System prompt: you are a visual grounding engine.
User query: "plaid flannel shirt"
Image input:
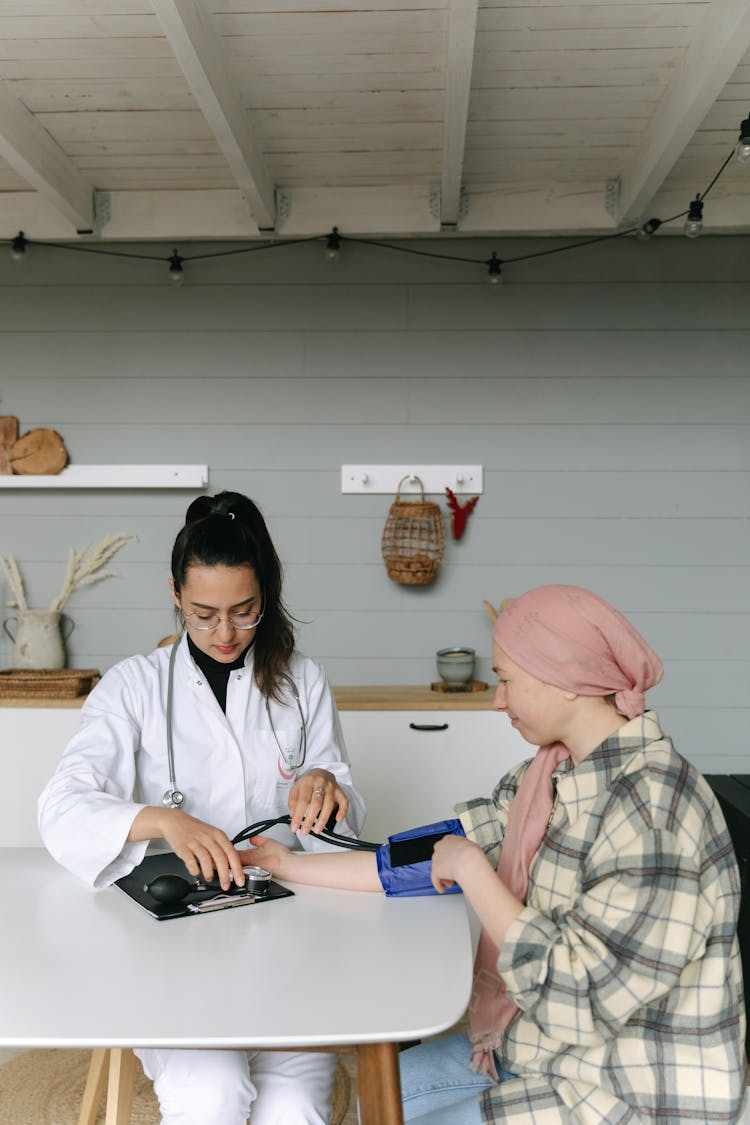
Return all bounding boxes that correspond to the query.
[456,711,746,1123]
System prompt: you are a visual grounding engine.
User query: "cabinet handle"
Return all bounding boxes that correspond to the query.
[409,722,449,732]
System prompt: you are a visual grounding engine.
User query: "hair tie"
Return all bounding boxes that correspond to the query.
[227,511,235,520]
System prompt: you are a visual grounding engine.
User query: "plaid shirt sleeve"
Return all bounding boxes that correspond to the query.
[454,759,530,868]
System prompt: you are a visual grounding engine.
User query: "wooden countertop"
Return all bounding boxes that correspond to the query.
[1,685,495,711]
[0,696,86,709]
[333,685,494,711]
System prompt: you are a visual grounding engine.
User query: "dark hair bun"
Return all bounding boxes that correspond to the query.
[184,491,263,527]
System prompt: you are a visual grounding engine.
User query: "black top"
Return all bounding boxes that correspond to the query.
[187,634,248,713]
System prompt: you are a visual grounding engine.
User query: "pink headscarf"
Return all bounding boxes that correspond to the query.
[467,585,663,1080]
[493,584,663,718]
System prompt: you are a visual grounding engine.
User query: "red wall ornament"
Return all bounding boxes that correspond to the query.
[445,488,479,541]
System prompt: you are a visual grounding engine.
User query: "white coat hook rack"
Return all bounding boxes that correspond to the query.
[341,465,483,495]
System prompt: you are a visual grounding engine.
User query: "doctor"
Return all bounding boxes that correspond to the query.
[38,490,366,1125]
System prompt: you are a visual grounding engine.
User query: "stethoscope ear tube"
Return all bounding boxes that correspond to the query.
[231,812,381,852]
[164,637,182,807]
[163,639,310,811]
[163,639,376,849]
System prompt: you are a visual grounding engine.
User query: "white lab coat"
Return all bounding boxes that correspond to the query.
[38,635,366,888]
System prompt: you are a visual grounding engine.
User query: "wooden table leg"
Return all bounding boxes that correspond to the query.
[356,1042,403,1125]
[105,1047,137,1125]
[77,1048,109,1125]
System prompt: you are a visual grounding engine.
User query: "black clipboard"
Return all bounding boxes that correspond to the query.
[115,851,294,920]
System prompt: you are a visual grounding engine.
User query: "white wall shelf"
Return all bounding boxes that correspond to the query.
[341,464,483,495]
[0,465,208,489]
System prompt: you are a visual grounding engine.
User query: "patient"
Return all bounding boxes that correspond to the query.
[251,584,747,1124]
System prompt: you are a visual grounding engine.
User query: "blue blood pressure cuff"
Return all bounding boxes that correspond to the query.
[375,818,466,897]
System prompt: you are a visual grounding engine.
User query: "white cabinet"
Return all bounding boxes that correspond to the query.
[0,707,82,845]
[340,710,528,843]
[1,697,531,849]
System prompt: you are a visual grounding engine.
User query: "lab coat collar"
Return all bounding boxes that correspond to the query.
[174,631,256,684]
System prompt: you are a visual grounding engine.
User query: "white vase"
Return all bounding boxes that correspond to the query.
[3,610,74,669]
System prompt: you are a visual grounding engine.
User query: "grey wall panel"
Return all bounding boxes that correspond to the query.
[466,517,749,565]
[0,236,747,768]
[0,421,743,472]
[0,332,307,379]
[6,326,746,383]
[302,330,750,381]
[0,376,411,424]
[405,377,748,424]
[406,283,750,331]
[0,283,409,332]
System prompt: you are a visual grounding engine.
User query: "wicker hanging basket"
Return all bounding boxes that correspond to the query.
[381,475,446,586]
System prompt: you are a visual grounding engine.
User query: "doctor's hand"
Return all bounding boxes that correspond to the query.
[130,807,247,892]
[288,768,349,835]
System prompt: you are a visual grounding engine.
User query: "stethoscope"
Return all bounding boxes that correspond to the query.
[146,811,381,906]
[162,635,308,810]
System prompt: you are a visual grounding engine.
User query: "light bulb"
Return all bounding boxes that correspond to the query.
[736,114,750,166]
[637,218,661,242]
[684,197,703,239]
[10,231,26,262]
[325,226,341,260]
[486,252,502,285]
[168,249,184,285]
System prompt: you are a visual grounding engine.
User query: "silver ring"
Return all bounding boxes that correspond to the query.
[313,786,326,798]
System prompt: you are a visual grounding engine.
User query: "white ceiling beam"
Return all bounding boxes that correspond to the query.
[617,0,750,223]
[461,182,617,235]
[441,0,479,227]
[151,0,276,230]
[0,183,746,241]
[0,187,439,240]
[0,79,93,232]
[276,186,440,237]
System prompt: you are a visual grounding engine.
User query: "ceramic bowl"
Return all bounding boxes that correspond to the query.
[436,647,476,684]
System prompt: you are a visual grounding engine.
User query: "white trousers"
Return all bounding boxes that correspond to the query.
[134,1046,337,1125]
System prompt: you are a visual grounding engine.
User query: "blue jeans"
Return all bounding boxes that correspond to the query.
[399,1031,514,1125]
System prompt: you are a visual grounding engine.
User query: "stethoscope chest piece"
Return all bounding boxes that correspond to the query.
[162,788,185,809]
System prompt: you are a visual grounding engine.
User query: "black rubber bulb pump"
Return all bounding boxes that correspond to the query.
[144,873,217,904]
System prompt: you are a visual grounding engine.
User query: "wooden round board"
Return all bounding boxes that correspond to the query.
[10,428,69,474]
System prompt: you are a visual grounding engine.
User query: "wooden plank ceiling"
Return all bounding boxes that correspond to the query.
[0,0,747,241]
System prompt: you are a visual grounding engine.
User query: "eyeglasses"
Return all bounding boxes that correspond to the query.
[182,609,264,632]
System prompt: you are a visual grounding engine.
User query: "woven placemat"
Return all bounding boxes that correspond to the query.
[0,668,100,699]
[0,1049,352,1125]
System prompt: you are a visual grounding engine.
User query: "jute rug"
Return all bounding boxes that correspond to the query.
[0,1049,355,1125]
